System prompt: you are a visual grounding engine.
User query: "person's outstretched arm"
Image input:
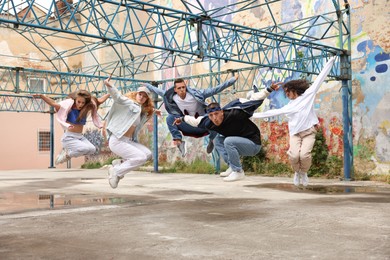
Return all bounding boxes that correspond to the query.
[142,82,165,97]
[104,77,135,106]
[249,82,282,101]
[305,56,336,96]
[252,107,287,119]
[97,93,110,105]
[202,74,238,98]
[173,115,205,128]
[32,94,61,112]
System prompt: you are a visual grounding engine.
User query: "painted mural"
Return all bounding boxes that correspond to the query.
[350,0,390,174]
[150,0,389,175]
[1,1,388,174]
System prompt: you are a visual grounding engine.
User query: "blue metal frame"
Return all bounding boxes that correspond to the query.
[0,0,352,179]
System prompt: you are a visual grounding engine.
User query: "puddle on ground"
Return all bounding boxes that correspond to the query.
[246,183,390,194]
[0,192,146,215]
[149,189,212,196]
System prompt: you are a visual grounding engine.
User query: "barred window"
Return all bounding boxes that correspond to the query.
[28,78,46,92]
[29,77,47,110]
[38,130,51,152]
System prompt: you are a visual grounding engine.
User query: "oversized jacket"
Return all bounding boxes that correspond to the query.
[56,98,103,130]
[252,57,335,136]
[184,87,274,130]
[144,76,237,116]
[105,85,150,141]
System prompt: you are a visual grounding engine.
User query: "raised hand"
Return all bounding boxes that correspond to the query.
[173,117,182,126]
[104,76,113,88]
[270,81,284,91]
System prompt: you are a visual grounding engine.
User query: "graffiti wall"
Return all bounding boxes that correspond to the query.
[149,0,389,175]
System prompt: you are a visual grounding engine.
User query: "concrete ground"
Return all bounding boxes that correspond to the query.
[0,168,389,260]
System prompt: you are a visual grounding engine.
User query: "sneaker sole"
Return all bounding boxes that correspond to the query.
[223,176,245,182]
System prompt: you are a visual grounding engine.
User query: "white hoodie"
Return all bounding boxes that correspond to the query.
[252,57,336,136]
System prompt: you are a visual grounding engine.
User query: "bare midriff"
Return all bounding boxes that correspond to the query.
[123,125,136,138]
[67,123,84,133]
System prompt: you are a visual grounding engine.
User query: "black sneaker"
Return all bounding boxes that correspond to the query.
[206,140,214,154]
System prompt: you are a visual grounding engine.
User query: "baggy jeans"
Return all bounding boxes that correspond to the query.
[214,135,261,172]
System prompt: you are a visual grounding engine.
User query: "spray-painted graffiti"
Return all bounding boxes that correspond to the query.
[140,0,390,175]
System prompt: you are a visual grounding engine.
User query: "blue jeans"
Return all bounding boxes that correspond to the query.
[214,135,261,172]
[166,114,210,140]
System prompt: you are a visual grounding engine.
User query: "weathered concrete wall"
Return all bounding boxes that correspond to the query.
[0,1,388,174]
[151,0,390,175]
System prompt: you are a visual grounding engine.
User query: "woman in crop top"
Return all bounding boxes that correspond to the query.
[33,90,110,165]
[104,76,159,189]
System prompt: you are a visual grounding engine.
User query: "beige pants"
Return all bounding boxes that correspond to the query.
[287,126,317,173]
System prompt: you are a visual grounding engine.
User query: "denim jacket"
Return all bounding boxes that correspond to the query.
[144,76,237,116]
[106,86,149,141]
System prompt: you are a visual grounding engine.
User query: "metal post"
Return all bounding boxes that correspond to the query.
[341,79,351,180]
[15,67,20,93]
[214,60,221,174]
[335,1,353,181]
[340,51,353,181]
[49,106,55,168]
[152,82,160,173]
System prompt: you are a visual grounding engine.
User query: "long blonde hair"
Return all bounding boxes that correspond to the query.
[125,92,154,118]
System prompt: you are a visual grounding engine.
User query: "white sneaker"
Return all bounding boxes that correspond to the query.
[223,171,245,182]
[246,90,254,100]
[300,172,309,186]
[108,166,120,189]
[177,141,187,157]
[55,149,70,165]
[293,172,300,186]
[220,167,233,177]
[112,159,122,167]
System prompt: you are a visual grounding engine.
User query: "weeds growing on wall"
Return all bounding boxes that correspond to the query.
[242,147,291,176]
[326,155,343,178]
[81,161,102,169]
[241,127,344,178]
[158,157,216,174]
[81,157,119,169]
[309,128,330,177]
[308,128,344,178]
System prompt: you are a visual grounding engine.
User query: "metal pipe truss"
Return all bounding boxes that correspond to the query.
[0,0,352,179]
[0,0,348,78]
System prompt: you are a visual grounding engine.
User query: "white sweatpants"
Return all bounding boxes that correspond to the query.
[109,135,152,177]
[61,132,96,158]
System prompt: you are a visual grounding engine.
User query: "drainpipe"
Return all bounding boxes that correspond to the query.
[49,106,55,168]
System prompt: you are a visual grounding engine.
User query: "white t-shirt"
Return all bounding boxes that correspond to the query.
[132,114,141,126]
[173,94,205,116]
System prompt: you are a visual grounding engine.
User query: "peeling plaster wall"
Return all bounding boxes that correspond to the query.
[0,1,389,173]
[349,0,390,174]
[153,0,390,175]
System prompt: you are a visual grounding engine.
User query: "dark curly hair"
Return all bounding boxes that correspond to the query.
[283,79,310,97]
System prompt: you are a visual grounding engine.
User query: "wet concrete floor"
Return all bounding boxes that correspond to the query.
[0,169,389,259]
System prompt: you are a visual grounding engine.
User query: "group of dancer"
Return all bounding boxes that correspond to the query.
[33,56,335,188]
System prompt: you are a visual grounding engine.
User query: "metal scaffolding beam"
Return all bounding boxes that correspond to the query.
[0,0,352,179]
[0,0,346,78]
